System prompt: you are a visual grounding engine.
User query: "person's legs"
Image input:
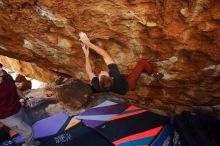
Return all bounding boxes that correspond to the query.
[127,59,153,90]
[21,108,33,126]
[0,108,35,145]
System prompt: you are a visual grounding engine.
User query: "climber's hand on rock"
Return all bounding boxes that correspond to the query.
[79,32,90,45]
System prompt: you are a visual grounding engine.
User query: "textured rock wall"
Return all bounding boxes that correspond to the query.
[0,0,219,112]
[0,55,59,82]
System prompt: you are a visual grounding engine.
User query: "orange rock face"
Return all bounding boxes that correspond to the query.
[0,0,219,111]
[0,55,59,82]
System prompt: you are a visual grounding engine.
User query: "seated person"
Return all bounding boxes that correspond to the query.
[15,74,32,91]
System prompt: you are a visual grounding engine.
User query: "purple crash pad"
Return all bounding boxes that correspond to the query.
[13,112,69,143]
[75,100,128,128]
[80,103,128,116]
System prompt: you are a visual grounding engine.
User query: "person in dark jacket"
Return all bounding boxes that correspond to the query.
[79,32,159,95]
[0,63,40,146]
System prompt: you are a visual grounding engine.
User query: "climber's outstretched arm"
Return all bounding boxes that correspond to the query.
[81,44,95,81]
[79,32,114,65]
